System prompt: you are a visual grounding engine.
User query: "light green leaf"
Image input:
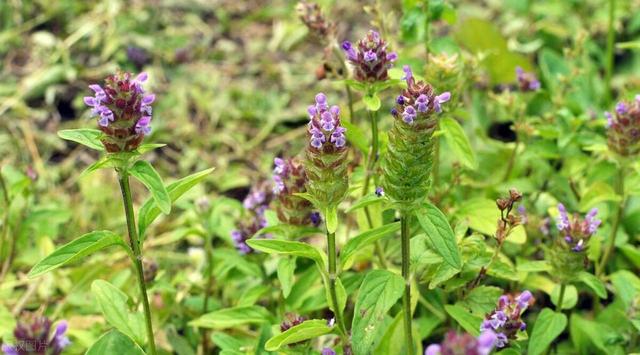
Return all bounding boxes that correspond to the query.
[458,286,503,316]
[265,320,332,351]
[528,308,567,355]
[550,284,578,310]
[138,168,214,239]
[137,143,166,154]
[86,330,146,355]
[91,280,146,346]
[610,270,640,308]
[341,222,401,269]
[79,155,117,178]
[324,206,338,234]
[277,257,296,299]
[29,231,128,278]
[444,304,482,336]
[440,117,477,169]
[346,193,384,213]
[57,128,104,151]
[456,198,498,236]
[352,270,404,355]
[577,272,607,299]
[416,203,462,270]
[342,118,369,155]
[189,306,272,329]
[363,93,381,111]
[246,239,325,269]
[129,161,171,215]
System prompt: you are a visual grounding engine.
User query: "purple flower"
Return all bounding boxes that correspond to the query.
[585,208,601,234]
[477,330,497,355]
[310,211,321,226]
[481,291,532,348]
[556,203,600,253]
[489,311,507,329]
[616,102,627,115]
[424,344,441,355]
[98,107,114,127]
[231,230,252,254]
[402,105,417,124]
[375,186,384,197]
[396,95,405,105]
[416,94,429,113]
[274,157,286,175]
[1,345,18,355]
[135,116,152,135]
[572,239,584,252]
[494,333,508,348]
[321,348,336,355]
[556,203,570,231]
[273,175,285,194]
[515,67,541,92]
[433,92,451,113]
[390,107,398,116]
[307,93,347,149]
[341,41,357,61]
[605,111,614,127]
[516,290,533,308]
[364,50,377,62]
[402,65,413,82]
[425,330,496,355]
[386,52,398,62]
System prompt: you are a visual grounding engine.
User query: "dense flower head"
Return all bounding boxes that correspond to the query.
[382,66,450,209]
[272,157,321,226]
[424,330,497,355]
[1,315,70,355]
[295,1,335,41]
[480,291,533,348]
[391,66,451,125]
[556,204,600,253]
[280,313,306,332]
[307,93,347,151]
[515,67,540,92]
[605,95,640,156]
[230,181,273,254]
[342,30,397,82]
[83,71,155,152]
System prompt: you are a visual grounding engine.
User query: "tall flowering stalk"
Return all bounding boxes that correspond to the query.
[342,29,397,268]
[302,93,349,344]
[596,95,638,275]
[480,291,533,349]
[1,316,69,355]
[381,66,450,354]
[551,204,601,307]
[424,329,497,355]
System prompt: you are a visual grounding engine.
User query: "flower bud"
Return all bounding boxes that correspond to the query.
[83,71,155,152]
[296,1,335,42]
[605,95,640,156]
[342,30,396,82]
[515,66,541,92]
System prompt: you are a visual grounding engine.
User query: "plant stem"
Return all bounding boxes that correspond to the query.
[0,172,12,283]
[362,109,379,197]
[503,137,520,182]
[401,215,414,355]
[432,131,440,188]
[596,163,625,276]
[331,43,355,121]
[604,0,616,104]
[201,234,214,353]
[326,230,348,344]
[556,283,566,311]
[118,172,158,355]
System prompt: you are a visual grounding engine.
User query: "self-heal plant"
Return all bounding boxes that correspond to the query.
[381,65,450,354]
[424,329,497,355]
[272,157,321,227]
[302,93,350,346]
[480,291,533,349]
[1,315,69,355]
[28,72,213,354]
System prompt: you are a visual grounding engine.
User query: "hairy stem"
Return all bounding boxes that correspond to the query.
[401,215,414,355]
[597,164,625,276]
[118,172,158,355]
[556,283,566,311]
[327,230,348,344]
[604,0,616,104]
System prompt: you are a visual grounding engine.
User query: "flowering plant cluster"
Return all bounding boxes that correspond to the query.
[1,316,69,355]
[272,157,321,226]
[425,330,497,355]
[342,30,397,82]
[231,182,273,254]
[480,291,533,349]
[605,95,640,156]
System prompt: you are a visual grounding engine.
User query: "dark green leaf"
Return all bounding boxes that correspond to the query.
[277,257,296,299]
[264,319,332,351]
[416,203,462,270]
[341,222,401,269]
[129,160,171,215]
[440,117,477,169]
[444,304,482,336]
[57,128,104,151]
[577,272,607,299]
[528,308,567,355]
[86,330,146,355]
[91,280,146,346]
[245,239,325,269]
[189,306,272,329]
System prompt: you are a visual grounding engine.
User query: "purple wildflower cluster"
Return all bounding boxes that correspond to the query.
[230,182,273,254]
[391,66,451,125]
[83,71,155,152]
[307,93,347,150]
[321,348,336,355]
[295,1,335,41]
[1,316,69,355]
[515,67,541,92]
[342,30,397,82]
[272,157,321,226]
[604,95,640,156]
[424,330,497,355]
[480,291,533,349]
[556,203,600,253]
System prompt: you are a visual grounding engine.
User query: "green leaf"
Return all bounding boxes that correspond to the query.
[324,206,338,234]
[346,193,384,213]
[341,222,401,269]
[363,93,381,111]
[416,203,462,270]
[440,117,477,169]
[351,270,404,355]
[91,280,146,346]
[342,118,369,155]
[189,306,272,329]
[456,198,498,235]
[79,155,117,178]
[528,308,567,355]
[129,161,171,215]
[137,143,166,154]
[57,128,104,151]
[246,239,325,269]
[550,284,578,310]
[264,320,332,351]
[610,270,640,308]
[444,304,483,336]
[29,231,128,278]
[277,257,296,299]
[138,168,214,239]
[321,273,347,315]
[458,286,503,316]
[86,330,146,355]
[577,272,607,299]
